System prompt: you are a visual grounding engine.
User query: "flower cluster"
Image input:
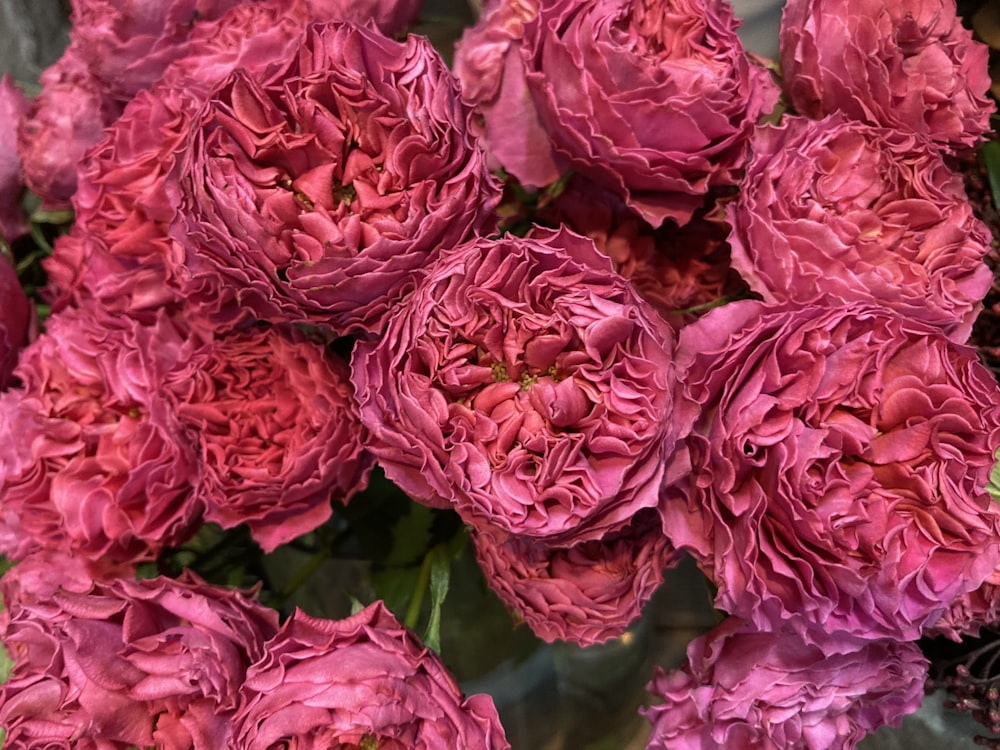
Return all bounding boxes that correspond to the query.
[0,564,507,748]
[0,0,998,746]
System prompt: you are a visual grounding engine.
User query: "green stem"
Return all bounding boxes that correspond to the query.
[279,547,332,600]
[668,295,738,317]
[404,550,434,631]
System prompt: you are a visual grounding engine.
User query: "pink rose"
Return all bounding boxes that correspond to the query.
[728,114,993,342]
[455,0,779,226]
[643,618,928,750]
[231,603,510,749]
[0,304,203,564]
[780,0,994,150]
[166,325,373,552]
[171,21,500,334]
[352,228,681,544]
[0,572,279,749]
[662,300,1000,641]
[68,0,246,102]
[0,75,29,243]
[538,174,741,329]
[51,1,342,316]
[0,254,30,389]
[307,0,422,36]
[16,47,116,208]
[471,508,677,646]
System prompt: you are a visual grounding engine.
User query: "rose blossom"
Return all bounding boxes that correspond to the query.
[16,46,116,208]
[165,325,373,552]
[454,0,779,226]
[171,20,501,334]
[471,508,678,646]
[0,254,30,389]
[230,602,510,749]
[537,174,741,329]
[643,618,928,750]
[0,303,202,564]
[728,114,993,342]
[0,572,279,749]
[661,300,1000,642]
[352,228,680,544]
[780,0,994,150]
[47,1,350,316]
[0,75,29,243]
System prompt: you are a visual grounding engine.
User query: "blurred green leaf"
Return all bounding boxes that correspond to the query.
[384,503,435,568]
[981,139,1000,212]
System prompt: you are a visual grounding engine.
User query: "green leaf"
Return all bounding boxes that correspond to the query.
[384,504,435,568]
[988,448,1000,504]
[422,545,452,653]
[372,564,421,620]
[981,140,1000,213]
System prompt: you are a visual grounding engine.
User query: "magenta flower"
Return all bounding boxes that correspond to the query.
[0,254,30,389]
[166,325,373,552]
[662,300,1000,641]
[0,571,279,750]
[231,603,510,749]
[171,21,501,334]
[644,618,928,750]
[728,114,993,341]
[455,0,779,226]
[780,0,994,150]
[0,304,202,564]
[352,228,681,544]
[471,509,677,646]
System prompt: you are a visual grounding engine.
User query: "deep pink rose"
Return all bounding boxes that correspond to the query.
[51,1,342,316]
[0,254,30,389]
[0,75,29,243]
[171,21,501,334]
[68,0,246,102]
[352,228,680,544]
[0,572,279,749]
[662,300,1000,641]
[537,174,741,329]
[925,566,1000,641]
[728,114,993,342]
[455,0,779,226]
[165,325,373,552]
[0,550,134,610]
[471,508,678,646]
[643,618,928,750]
[780,0,994,150]
[16,47,116,208]
[0,304,203,564]
[231,603,509,749]
[307,0,422,35]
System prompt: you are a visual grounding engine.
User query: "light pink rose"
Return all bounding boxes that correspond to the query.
[644,618,928,750]
[231,603,510,749]
[455,0,780,226]
[16,47,116,208]
[352,228,681,544]
[0,254,30,389]
[728,114,993,342]
[171,21,501,334]
[165,325,373,552]
[471,508,678,646]
[0,75,29,243]
[780,0,994,150]
[0,304,203,564]
[0,572,279,750]
[662,300,1000,641]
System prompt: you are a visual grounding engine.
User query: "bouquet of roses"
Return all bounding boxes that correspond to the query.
[1,0,999,747]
